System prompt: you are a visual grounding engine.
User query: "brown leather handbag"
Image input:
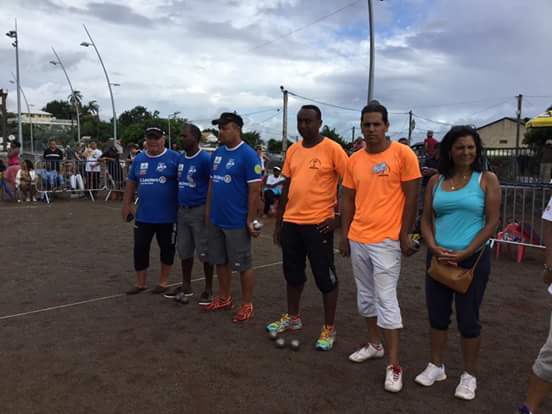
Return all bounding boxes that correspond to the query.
[428,249,485,294]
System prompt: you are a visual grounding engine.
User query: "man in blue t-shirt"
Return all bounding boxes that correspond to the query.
[205,112,262,322]
[122,127,180,295]
[163,123,215,306]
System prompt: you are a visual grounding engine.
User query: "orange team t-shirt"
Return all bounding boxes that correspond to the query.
[342,141,421,244]
[282,137,349,224]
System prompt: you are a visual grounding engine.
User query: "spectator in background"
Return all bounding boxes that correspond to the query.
[424,130,438,157]
[84,141,103,196]
[352,137,366,153]
[64,160,85,194]
[114,138,124,156]
[256,145,270,175]
[540,140,552,183]
[398,137,410,145]
[5,141,21,191]
[102,139,124,199]
[127,144,141,166]
[15,159,37,202]
[41,139,64,190]
[262,166,285,217]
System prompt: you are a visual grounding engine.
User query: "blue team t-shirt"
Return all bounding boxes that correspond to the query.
[128,149,180,223]
[210,141,262,229]
[177,149,211,207]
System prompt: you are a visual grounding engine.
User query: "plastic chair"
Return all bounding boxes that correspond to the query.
[495,222,540,263]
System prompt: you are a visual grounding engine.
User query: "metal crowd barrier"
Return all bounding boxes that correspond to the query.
[34,159,108,203]
[104,158,128,201]
[493,183,552,251]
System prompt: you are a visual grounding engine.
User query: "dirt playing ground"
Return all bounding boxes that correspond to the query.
[1,199,551,414]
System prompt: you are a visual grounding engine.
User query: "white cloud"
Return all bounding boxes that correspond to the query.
[1,0,551,143]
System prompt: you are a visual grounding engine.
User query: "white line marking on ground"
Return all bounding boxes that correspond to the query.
[0,260,283,321]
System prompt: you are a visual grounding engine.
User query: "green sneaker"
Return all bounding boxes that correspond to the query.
[266,313,303,334]
[315,325,336,351]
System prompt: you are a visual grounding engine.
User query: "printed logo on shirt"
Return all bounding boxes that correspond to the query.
[213,156,222,171]
[254,164,262,174]
[223,174,232,184]
[309,158,321,169]
[156,162,167,172]
[139,162,149,176]
[186,166,197,188]
[225,159,235,170]
[159,176,167,184]
[372,162,389,176]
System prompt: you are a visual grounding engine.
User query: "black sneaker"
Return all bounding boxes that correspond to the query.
[126,286,147,295]
[150,285,168,294]
[198,291,213,306]
[163,287,182,299]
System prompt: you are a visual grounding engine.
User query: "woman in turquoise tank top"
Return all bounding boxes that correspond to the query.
[416,126,501,401]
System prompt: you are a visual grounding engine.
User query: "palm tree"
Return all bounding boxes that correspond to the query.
[67,90,83,112]
[83,100,99,118]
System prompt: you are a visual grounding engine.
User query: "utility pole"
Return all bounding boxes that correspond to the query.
[367,0,375,103]
[408,110,413,144]
[0,89,7,141]
[351,126,356,143]
[515,94,523,150]
[280,86,288,153]
[515,94,523,179]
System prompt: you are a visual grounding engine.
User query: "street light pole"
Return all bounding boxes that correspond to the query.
[50,47,81,143]
[6,19,22,146]
[167,111,181,149]
[9,76,33,153]
[81,24,117,141]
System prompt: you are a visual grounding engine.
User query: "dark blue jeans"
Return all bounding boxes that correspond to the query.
[425,246,491,338]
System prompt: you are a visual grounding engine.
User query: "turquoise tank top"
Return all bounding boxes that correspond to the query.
[433,172,485,251]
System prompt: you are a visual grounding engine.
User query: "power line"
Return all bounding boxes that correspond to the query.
[288,89,409,115]
[248,0,362,52]
[466,98,513,118]
[412,113,453,127]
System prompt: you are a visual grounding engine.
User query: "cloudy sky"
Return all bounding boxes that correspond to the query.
[1,0,551,143]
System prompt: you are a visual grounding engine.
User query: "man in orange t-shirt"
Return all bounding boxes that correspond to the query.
[340,101,421,393]
[266,105,348,352]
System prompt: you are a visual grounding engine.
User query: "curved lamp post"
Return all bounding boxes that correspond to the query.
[80,24,117,140]
[9,77,33,153]
[50,47,81,142]
[5,20,22,146]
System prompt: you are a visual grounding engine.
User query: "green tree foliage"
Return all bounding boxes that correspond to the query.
[242,130,261,148]
[524,127,552,147]
[42,100,73,119]
[321,125,348,149]
[267,138,282,153]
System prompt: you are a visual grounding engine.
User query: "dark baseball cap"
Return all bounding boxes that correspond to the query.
[145,126,164,138]
[211,112,243,128]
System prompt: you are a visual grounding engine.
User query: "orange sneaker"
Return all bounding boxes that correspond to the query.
[233,303,254,322]
[204,295,232,311]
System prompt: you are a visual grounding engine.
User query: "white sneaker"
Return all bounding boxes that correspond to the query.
[415,362,447,386]
[348,343,384,363]
[384,365,403,393]
[25,197,31,202]
[454,372,477,400]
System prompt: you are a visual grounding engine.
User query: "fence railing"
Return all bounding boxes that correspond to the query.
[493,183,552,251]
[34,159,111,203]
